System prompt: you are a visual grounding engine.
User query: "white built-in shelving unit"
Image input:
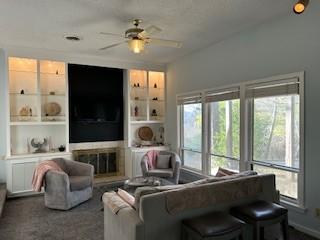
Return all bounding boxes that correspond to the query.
[5,57,71,196]
[126,69,169,178]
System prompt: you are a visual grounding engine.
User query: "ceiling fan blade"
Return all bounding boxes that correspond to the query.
[99,42,126,50]
[148,38,182,48]
[100,32,124,38]
[138,25,162,39]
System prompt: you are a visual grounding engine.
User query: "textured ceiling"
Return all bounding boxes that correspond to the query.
[0,0,294,64]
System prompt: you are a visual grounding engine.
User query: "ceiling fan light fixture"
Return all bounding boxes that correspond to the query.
[128,39,145,54]
[293,0,309,14]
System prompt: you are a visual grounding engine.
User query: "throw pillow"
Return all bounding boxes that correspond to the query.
[117,188,135,207]
[156,154,172,169]
[215,167,238,177]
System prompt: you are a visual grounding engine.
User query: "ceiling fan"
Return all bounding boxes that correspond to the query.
[99,19,182,53]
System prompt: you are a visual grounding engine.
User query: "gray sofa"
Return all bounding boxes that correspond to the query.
[141,150,181,184]
[103,173,279,240]
[44,158,94,210]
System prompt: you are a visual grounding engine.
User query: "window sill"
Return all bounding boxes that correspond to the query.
[181,167,207,178]
[280,199,307,214]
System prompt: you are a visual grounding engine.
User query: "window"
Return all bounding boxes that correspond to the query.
[178,94,202,170]
[247,78,302,202]
[206,89,240,175]
[177,72,304,206]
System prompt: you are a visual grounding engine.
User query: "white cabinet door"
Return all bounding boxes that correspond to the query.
[12,163,25,192]
[24,162,37,191]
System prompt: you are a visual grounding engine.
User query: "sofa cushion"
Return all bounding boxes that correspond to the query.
[117,188,135,207]
[146,169,173,178]
[103,191,131,215]
[207,170,257,183]
[156,154,172,169]
[134,185,184,210]
[183,179,209,188]
[215,167,237,177]
[69,176,91,191]
[165,175,263,215]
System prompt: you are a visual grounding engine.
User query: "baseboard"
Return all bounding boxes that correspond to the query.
[289,221,320,239]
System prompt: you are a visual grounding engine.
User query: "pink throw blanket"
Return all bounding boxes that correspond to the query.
[32,160,63,192]
[146,150,159,170]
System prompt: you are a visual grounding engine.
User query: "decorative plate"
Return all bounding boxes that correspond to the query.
[138,126,153,141]
[44,102,61,116]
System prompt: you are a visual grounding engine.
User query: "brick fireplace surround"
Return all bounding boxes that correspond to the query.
[69,141,126,181]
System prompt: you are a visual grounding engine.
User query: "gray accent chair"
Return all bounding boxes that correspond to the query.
[141,151,181,184]
[44,158,94,210]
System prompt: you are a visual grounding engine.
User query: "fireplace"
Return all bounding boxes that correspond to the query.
[73,148,122,177]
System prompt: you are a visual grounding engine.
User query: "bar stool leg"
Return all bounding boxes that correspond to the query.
[260,227,264,240]
[281,214,289,240]
[182,226,187,240]
[253,223,261,240]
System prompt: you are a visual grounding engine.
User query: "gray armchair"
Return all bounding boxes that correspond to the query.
[141,151,181,184]
[44,158,94,210]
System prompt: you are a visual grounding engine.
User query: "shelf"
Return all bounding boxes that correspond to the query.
[41,116,66,122]
[9,69,37,74]
[149,87,164,90]
[131,99,147,102]
[10,93,38,96]
[10,116,38,123]
[131,120,164,124]
[41,93,65,96]
[40,72,65,76]
[6,151,71,160]
[130,86,147,89]
[10,121,66,126]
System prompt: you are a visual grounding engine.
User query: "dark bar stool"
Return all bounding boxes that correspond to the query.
[231,200,288,240]
[182,212,245,240]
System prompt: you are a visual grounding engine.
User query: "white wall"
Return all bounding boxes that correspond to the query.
[166,4,320,237]
[0,49,6,182]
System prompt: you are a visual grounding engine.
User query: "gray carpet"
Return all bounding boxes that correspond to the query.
[0,185,118,240]
[0,185,318,240]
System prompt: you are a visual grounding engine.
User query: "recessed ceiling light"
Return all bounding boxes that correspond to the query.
[293,0,309,14]
[64,35,82,41]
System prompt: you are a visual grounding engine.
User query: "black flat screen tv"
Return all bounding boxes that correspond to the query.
[68,64,124,143]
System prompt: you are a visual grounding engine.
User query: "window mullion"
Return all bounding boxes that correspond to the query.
[202,92,208,175]
[298,72,305,207]
[240,84,251,171]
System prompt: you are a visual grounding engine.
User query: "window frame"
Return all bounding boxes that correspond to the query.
[176,72,304,208]
[244,72,305,207]
[206,88,241,174]
[177,93,203,172]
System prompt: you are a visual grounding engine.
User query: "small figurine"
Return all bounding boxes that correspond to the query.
[137,83,140,87]
[133,83,136,87]
[134,106,139,116]
[56,70,59,75]
[154,83,157,88]
[31,138,48,153]
[135,96,139,100]
[151,109,157,116]
[58,145,66,152]
[20,89,25,94]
